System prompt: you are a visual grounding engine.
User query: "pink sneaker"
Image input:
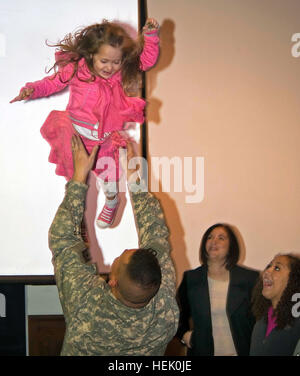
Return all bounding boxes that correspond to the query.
[96,202,118,229]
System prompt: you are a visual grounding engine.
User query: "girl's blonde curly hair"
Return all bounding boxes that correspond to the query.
[47,20,144,95]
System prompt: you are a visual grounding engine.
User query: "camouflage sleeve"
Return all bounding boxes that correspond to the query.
[49,180,102,320]
[130,187,176,293]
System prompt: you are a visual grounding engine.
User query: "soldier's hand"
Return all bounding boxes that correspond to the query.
[119,142,139,179]
[71,135,99,183]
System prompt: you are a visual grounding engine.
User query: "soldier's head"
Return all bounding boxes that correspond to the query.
[108,248,162,308]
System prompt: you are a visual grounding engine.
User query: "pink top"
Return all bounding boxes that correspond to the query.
[24,34,159,138]
[265,306,277,337]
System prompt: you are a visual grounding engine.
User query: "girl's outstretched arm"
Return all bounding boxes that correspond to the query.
[10,59,74,103]
[140,18,160,71]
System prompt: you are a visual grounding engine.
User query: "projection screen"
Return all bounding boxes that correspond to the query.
[0,0,140,276]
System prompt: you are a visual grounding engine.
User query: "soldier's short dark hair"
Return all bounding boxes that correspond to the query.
[127,248,162,291]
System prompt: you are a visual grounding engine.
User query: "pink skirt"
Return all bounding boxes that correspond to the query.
[40,110,128,182]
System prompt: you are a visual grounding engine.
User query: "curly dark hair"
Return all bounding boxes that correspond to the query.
[199,223,240,270]
[46,20,143,95]
[251,254,300,329]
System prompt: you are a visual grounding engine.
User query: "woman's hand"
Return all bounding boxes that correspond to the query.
[10,87,34,103]
[182,330,193,349]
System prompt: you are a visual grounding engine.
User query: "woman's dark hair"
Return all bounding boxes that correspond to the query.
[46,20,143,95]
[199,223,240,270]
[251,254,300,329]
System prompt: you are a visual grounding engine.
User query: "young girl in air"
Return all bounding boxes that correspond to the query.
[11,18,159,229]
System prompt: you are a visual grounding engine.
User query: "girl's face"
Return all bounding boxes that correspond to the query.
[262,255,290,308]
[93,44,122,79]
[205,226,230,264]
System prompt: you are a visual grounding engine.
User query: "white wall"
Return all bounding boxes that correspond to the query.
[147,0,300,282]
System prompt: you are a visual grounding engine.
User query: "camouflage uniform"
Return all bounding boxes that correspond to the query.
[49,180,179,355]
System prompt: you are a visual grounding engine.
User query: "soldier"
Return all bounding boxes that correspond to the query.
[49,135,179,355]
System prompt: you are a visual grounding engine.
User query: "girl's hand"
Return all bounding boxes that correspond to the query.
[143,18,159,34]
[10,87,34,103]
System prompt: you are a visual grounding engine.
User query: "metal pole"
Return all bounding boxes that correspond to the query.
[139,0,148,160]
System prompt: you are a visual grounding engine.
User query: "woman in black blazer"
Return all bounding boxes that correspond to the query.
[176,223,259,356]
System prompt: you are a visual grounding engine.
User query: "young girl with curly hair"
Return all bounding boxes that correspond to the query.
[250,253,300,355]
[11,18,159,228]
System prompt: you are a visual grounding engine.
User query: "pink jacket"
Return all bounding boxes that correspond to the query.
[25,34,159,138]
